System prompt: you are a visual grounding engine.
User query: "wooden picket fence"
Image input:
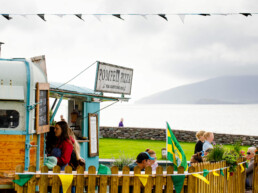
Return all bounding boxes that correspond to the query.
[13,156,258,193]
[254,155,258,193]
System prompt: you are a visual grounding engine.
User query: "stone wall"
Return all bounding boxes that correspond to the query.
[100,126,258,146]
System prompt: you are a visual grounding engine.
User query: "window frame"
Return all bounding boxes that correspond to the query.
[35,82,50,134]
[0,109,20,129]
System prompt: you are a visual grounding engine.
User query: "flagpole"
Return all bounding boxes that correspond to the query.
[166,122,168,170]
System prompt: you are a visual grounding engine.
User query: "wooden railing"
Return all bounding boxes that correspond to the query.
[13,158,254,193]
[253,155,258,193]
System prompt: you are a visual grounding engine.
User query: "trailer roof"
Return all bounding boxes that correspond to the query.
[50,82,129,102]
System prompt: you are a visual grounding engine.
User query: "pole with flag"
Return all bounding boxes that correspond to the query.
[166,122,188,171]
[166,122,188,193]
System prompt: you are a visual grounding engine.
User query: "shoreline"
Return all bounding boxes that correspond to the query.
[100,126,258,146]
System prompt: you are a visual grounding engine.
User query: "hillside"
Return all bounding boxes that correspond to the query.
[136,75,258,104]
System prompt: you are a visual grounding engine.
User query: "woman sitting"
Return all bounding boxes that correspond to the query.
[68,128,85,170]
[145,149,158,171]
[52,121,75,170]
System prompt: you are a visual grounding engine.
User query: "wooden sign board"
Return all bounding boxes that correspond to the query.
[35,83,50,134]
[94,62,133,95]
[88,113,99,157]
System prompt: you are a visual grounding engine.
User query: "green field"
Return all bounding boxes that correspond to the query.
[99,138,249,161]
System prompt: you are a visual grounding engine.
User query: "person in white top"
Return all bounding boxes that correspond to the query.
[202,132,214,152]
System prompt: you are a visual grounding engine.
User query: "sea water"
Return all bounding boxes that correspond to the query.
[100,103,258,136]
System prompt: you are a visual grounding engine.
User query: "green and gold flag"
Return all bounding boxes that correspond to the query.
[167,122,188,171]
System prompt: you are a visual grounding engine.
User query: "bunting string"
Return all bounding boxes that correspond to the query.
[0,12,256,23]
[15,161,247,176]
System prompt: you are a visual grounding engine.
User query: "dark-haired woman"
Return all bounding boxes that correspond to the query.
[51,121,76,193]
[52,121,75,170]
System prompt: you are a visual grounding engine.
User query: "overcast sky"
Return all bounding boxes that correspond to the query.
[1,0,258,102]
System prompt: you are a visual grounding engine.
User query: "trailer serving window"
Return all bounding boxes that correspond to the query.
[0,110,19,128]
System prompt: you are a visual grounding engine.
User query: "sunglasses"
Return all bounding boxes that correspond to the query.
[247,152,251,155]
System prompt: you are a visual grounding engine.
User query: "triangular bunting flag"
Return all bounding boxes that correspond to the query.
[135,174,149,187]
[220,168,224,176]
[93,14,102,21]
[213,170,219,176]
[112,14,124,20]
[178,14,185,24]
[246,162,249,168]
[75,14,84,21]
[58,174,73,193]
[98,164,111,175]
[37,14,46,21]
[192,174,209,185]
[203,169,209,177]
[2,14,12,20]
[171,175,185,193]
[240,13,252,17]
[140,14,148,20]
[13,174,33,186]
[240,163,245,173]
[199,14,211,16]
[55,14,65,18]
[158,14,168,21]
[20,14,28,18]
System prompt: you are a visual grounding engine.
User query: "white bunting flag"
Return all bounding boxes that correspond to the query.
[178,14,186,24]
[93,14,102,21]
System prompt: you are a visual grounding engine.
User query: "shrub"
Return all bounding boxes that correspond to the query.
[223,150,238,172]
[113,152,134,170]
[232,140,242,156]
[206,145,225,162]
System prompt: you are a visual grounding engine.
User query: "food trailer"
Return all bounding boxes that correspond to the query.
[0,56,133,189]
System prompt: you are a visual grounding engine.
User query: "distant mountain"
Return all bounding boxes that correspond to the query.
[136,75,258,104]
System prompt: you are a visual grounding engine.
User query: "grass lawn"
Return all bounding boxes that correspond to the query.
[99,138,249,161]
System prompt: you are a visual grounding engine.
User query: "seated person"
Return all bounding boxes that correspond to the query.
[68,128,85,169]
[246,146,257,188]
[128,152,155,171]
[51,121,75,171]
[190,152,203,165]
[194,130,205,153]
[145,149,158,171]
[202,132,214,152]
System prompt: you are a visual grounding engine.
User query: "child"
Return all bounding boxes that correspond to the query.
[194,130,205,153]
[202,132,214,152]
[145,149,158,171]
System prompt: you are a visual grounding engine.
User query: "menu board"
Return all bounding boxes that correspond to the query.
[36,83,50,134]
[88,114,99,157]
[39,90,48,126]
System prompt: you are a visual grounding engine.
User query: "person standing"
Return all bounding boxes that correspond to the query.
[118,118,124,127]
[202,132,214,152]
[194,130,205,153]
